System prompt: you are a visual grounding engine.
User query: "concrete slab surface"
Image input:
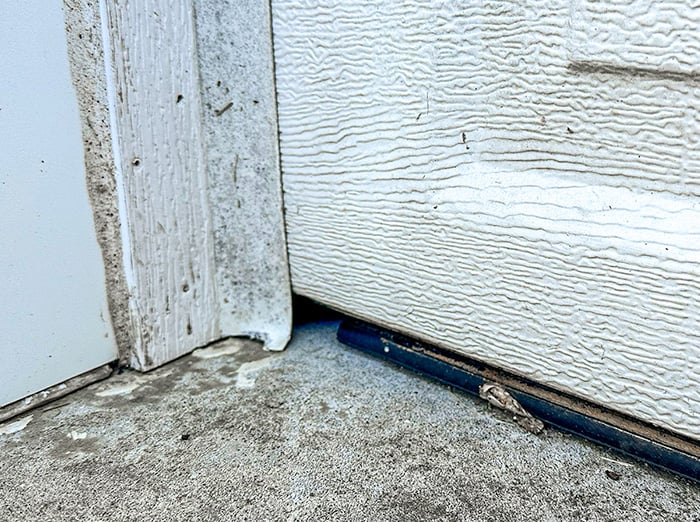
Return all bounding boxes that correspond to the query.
[0,321,698,521]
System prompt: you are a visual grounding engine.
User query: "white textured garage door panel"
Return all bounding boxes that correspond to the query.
[272,0,700,439]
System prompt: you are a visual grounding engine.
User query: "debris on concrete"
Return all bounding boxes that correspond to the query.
[191,338,243,359]
[235,357,275,389]
[479,382,545,434]
[0,323,697,521]
[606,470,622,481]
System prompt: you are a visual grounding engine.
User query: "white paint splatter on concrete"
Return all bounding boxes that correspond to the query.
[95,382,139,397]
[192,340,243,359]
[236,358,274,389]
[0,415,33,435]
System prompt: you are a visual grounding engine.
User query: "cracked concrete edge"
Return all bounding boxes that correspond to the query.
[62,0,133,364]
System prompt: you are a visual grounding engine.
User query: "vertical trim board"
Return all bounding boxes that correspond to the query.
[102,0,219,369]
[193,0,292,350]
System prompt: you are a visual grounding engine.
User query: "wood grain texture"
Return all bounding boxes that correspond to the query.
[103,0,219,369]
[193,0,292,350]
[570,0,700,76]
[272,0,700,438]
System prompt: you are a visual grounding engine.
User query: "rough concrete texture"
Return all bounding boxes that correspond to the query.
[1,322,698,521]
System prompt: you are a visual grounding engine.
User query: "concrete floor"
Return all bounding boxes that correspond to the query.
[1,321,698,521]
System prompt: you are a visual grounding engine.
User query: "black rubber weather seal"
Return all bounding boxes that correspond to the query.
[337,318,699,483]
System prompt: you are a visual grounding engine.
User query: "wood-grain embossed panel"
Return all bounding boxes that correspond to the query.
[272,0,700,438]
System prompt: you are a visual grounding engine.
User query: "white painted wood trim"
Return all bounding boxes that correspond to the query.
[193,0,292,351]
[100,0,220,370]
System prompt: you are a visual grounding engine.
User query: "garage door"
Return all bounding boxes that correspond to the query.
[272,0,700,440]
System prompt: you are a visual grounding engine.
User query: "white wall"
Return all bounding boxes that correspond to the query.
[0,2,116,406]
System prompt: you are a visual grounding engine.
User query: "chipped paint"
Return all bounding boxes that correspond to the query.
[192,340,243,359]
[95,382,139,397]
[235,358,274,389]
[0,415,33,436]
